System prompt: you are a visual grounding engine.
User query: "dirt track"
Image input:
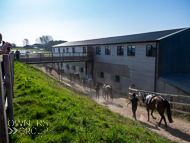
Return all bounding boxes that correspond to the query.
[38,66,190,143]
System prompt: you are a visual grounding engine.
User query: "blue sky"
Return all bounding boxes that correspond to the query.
[1,0,190,46]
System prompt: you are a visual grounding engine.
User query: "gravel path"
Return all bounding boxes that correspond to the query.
[38,66,190,143]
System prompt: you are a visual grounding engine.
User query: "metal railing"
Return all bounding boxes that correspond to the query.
[15,52,93,63]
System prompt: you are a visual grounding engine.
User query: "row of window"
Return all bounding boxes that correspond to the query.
[53,47,87,53]
[96,44,156,56]
[97,71,120,82]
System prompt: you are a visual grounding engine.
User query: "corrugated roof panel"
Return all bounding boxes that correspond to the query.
[53,28,186,47]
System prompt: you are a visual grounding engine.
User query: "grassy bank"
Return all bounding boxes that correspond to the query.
[12,62,175,142]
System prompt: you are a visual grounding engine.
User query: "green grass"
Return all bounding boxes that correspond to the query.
[11,61,175,143]
[12,48,51,53]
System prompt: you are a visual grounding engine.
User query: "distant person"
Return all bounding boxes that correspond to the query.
[95,83,100,99]
[15,50,20,59]
[82,77,86,89]
[0,33,13,55]
[127,92,141,120]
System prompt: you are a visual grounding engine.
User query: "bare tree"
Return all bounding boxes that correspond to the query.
[23,39,29,46]
[35,38,41,44]
[39,35,53,50]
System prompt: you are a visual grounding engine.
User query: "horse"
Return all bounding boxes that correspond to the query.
[140,92,173,130]
[102,84,113,102]
[46,65,52,73]
[69,72,80,83]
[73,72,80,82]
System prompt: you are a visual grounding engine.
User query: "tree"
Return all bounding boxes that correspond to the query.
[23,39,29,46]
[11,43,16,48]
[38,35,53,50]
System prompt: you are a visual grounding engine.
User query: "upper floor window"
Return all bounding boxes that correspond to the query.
[66,48,69,53]
[105,46,110,55]
[146,45,156,56]
[128,45,135,56]
[117,46,123,55]
[96,47,101,54]
[83,47,87,53]
[72,47,75,53]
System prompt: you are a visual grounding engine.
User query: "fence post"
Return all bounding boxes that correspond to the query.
[10,53,14,87]
[0,62,9,143]
[170,96,173,109]
[3,55,14,132]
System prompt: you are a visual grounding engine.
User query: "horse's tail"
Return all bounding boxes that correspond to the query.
[163,100,173,123]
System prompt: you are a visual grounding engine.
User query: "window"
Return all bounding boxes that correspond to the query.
[72,47,75,53]
[96,47,101,54]
[66,48,69,53]
[128,45,135,56]
[105,46,110,55]
[97,71,104,78]
[117,46,124,55]
[83,47,87,53]
[66,64,69,69]
[71,66,75,70]
[146,45,156,56]
[80,67,83,72]
[100,72,104,78]
[111,75,120,82]
[115,75,120,82]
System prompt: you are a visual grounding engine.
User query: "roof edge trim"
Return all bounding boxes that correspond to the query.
[157,28,189,40]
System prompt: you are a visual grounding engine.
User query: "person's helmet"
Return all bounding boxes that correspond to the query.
[132,92,136,97]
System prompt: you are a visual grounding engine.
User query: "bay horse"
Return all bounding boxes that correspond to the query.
[140,92,173,130]
[46,65,52,73]
[102,84,113,102]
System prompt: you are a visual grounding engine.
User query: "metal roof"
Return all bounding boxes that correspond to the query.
[52,28,188,47]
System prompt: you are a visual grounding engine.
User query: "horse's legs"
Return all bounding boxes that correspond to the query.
[146,106,150,121]
[158,112,167,129]
[151,109,156,119]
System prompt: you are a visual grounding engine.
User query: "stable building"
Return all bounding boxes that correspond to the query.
[52,27,190,96]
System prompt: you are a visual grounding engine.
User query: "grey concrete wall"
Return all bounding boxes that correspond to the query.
[92,42,156,93]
